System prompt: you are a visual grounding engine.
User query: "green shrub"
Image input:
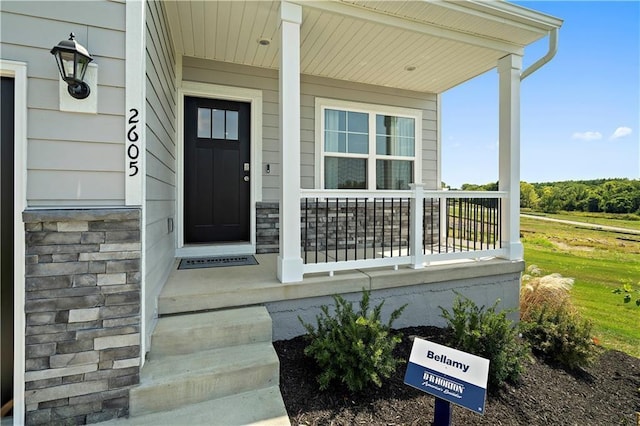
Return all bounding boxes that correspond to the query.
[299,290,406,392]
[520,305,596,369]
[439,294,527,391]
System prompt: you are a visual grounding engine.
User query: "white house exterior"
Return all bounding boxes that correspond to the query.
[1,1,562,424]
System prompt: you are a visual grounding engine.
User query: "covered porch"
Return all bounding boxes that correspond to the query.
[160,0,562,283]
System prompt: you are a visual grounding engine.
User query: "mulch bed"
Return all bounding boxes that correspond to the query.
[274,326,640,425]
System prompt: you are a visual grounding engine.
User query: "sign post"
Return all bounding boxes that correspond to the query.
[404,338,490,425]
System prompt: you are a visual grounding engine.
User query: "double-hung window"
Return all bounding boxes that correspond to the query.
[317,98,422,190]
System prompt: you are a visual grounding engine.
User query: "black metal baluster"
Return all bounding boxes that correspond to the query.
[325,199,329,263]
[345,198,349,261]
[335,198,339,262]
[382,198,386,257]
[498,198,502,249]
[355,198,358,261]
[304,198,308,264]
[315,198,319,264]
[373,198,377,259]
[391,198,394,257]
[399,198,403,255]
[364,199,368,260]
[406,198,410,256]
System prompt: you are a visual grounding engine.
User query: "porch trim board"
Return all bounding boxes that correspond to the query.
[176,81,263,257]
[0,59,27,425]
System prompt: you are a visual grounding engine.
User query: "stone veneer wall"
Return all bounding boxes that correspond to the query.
[22,209,141,425]
[256,202,279,254]
[255,201,439,255]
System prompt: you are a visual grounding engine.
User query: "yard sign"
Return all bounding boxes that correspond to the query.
[404,338,490,414]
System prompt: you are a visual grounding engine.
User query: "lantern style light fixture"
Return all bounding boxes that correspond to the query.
[51,33,93,99]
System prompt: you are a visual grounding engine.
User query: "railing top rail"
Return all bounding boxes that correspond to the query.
[299,189,508,199]
[425,190,508,199]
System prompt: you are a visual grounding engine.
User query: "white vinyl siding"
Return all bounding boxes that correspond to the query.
[181,58,438,200]
[145,0,176,341]
[0,0,126,206]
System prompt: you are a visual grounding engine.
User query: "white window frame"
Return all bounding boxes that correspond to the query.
[315,98,422,190]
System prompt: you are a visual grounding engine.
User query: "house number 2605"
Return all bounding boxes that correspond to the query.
[127,108,140,176]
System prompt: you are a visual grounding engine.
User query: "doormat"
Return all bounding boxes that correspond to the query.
[178,255,258,270]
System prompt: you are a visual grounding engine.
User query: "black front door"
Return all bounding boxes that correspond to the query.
[1,76,15,413]
[184,97,251,243]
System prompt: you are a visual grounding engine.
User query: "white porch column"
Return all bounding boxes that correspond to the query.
[277,1,304,282]
[409,184,425,269]
[498,54,524,260]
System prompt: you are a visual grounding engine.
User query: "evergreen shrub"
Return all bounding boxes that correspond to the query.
[440,294,527,391]
[299,290,406,393]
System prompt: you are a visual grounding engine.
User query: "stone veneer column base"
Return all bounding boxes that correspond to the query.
[22,209,141,425]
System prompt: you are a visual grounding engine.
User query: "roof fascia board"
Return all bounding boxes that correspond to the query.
[460,1,564,31]
[295,0,525,55]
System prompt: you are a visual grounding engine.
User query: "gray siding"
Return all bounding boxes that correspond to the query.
[182,58,438,201]
[145,0,176,342]
[0,1,126,206]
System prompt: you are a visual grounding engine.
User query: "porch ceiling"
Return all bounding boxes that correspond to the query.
[164,0,562,94]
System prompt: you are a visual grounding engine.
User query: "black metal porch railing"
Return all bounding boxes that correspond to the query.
[301,197,411,264]
[439,197,502,253]
[300,190,505,271]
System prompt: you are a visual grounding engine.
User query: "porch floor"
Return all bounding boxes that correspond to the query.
[158,254,524,316]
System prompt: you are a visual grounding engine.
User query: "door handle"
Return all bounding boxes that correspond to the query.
[243,176,250,182]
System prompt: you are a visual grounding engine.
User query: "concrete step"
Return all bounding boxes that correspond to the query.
[151,307,272,356]
[103,386,289,425]
[130,342,280,417]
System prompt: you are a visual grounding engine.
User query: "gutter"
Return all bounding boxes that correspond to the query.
[521,27,558,81]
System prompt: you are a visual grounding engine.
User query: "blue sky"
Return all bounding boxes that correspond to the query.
[441,1,639,189]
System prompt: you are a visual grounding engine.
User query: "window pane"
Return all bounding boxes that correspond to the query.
[376,115,415,156]
[376,160,413,190]
[376,136,415,156]
[347,133,368,154]
[325,109,346,131]
[226,110,239,140]
[325,131,346,153]
[212,109,225,139]
[197,108,211,138]
[347,111,368,133]
[325,157,367,189]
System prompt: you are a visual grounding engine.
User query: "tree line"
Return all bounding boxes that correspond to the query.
[456,178,640,214]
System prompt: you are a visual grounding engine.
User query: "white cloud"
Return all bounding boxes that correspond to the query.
[571,131,602,141]
[609,127,632,140]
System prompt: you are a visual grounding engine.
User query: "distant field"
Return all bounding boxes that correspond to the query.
[522,209,640,231]
[520,212,640,358]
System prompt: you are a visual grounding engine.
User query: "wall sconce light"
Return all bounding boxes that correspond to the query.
[51,33,93,99]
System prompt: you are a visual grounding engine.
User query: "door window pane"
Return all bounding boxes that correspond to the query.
[226,110,239,140]
[325,157,367,189]
[197,108,211,138]
[212,109,225,139]
[376,160,413,190]
[376,115,415,156]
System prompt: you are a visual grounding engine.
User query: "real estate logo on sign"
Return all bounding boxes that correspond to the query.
[404,338,490,414]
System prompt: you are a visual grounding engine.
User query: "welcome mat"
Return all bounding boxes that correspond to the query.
[178,255,258,270]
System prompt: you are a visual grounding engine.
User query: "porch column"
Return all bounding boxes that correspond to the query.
[277,1,304,283]
[498,54,524,260]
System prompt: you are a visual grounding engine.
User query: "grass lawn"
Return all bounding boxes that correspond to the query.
[521,213,640,358]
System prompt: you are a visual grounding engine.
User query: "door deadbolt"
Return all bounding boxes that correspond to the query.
[243,176,250,182]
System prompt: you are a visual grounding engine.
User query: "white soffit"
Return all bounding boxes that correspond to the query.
[164,0,562,94]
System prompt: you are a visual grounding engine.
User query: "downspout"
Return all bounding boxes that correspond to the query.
[520,27,558,80]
